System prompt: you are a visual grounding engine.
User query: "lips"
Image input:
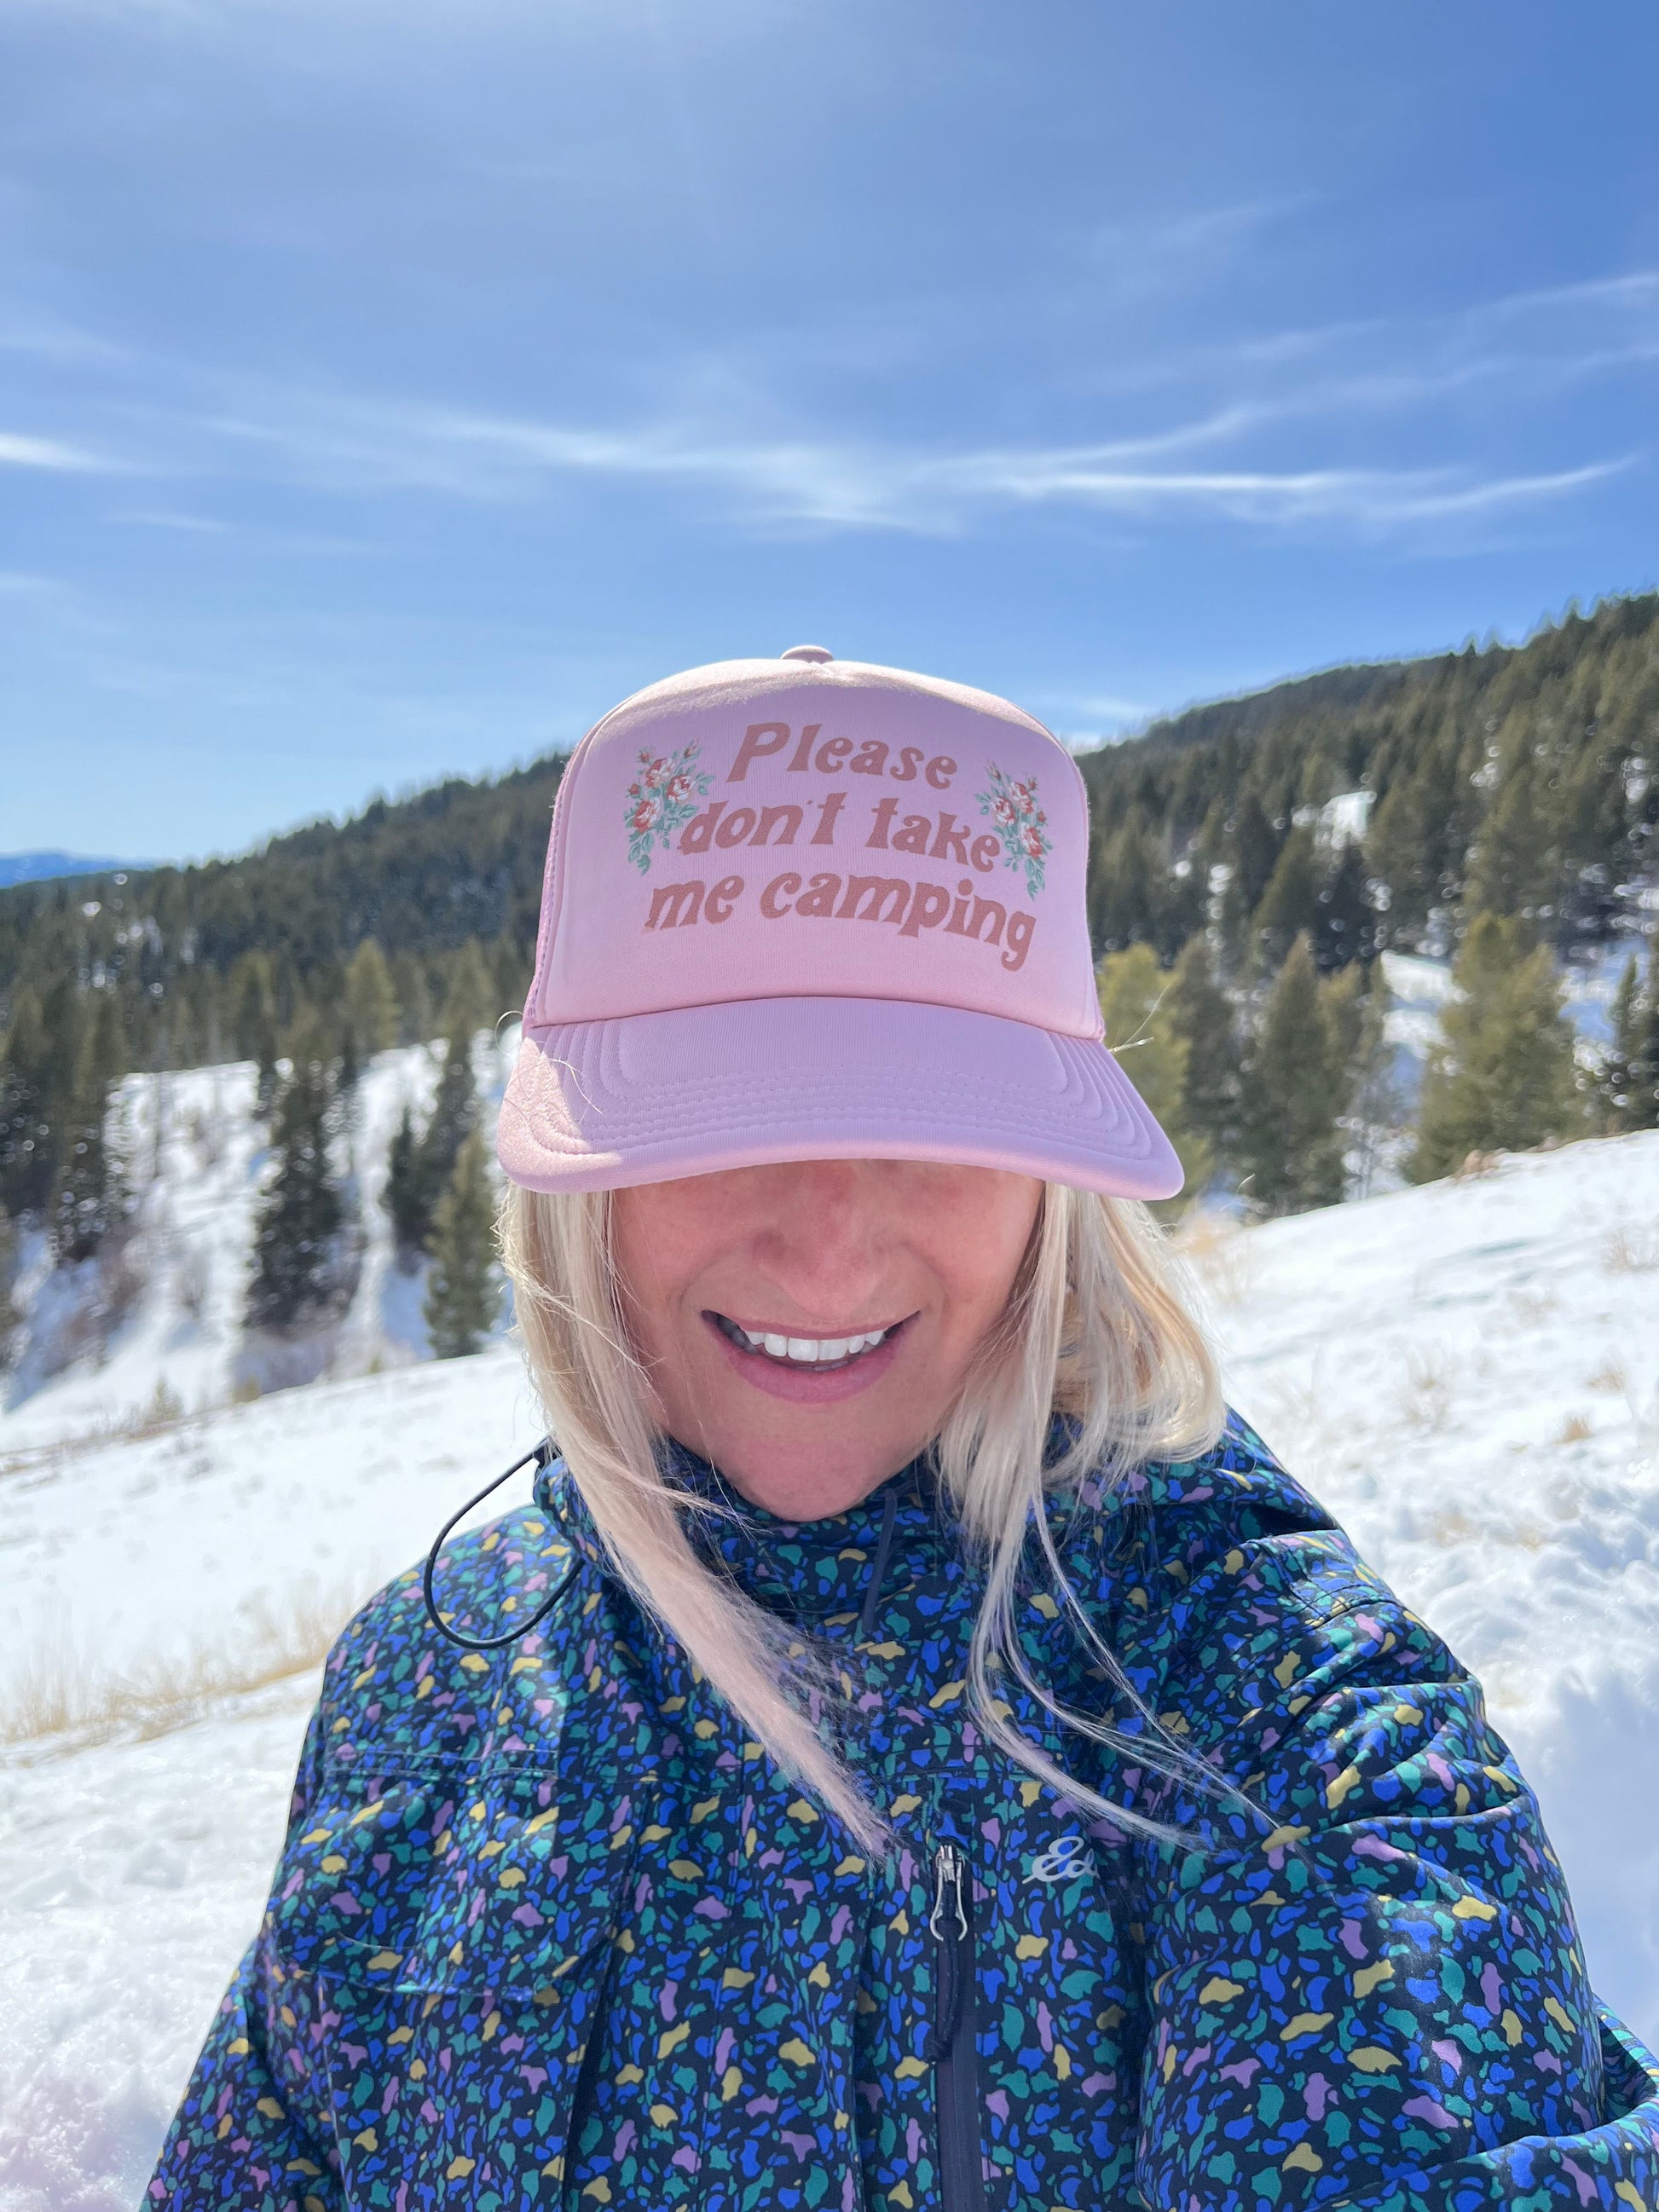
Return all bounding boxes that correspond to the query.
[711,1314,899,1371]
[703,1309,913,1403]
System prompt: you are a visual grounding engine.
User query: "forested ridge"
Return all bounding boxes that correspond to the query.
[3,592,1658,1324]
[1076,589,1659,966]
[0,755,564,1071]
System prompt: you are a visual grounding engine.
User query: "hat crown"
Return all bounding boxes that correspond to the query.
[530,656,1102,1042]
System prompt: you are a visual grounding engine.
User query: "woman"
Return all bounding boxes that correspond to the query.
[153,647,1659,2210]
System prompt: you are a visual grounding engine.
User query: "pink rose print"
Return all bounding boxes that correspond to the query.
[624,742,712,873]
[974,762,1051,896]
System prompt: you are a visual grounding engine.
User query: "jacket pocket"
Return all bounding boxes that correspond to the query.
[266,1759,645,2001]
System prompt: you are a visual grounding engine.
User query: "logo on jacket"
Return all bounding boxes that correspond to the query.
[1027,1834,1092,1885]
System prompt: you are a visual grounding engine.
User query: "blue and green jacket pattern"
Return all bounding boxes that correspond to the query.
[152,1416,1659,2209]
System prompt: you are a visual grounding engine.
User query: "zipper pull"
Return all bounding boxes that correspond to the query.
[929,1842,968,1943]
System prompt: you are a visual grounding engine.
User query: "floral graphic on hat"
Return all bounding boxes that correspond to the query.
[975,762,1050,897]
[623,742,712,874]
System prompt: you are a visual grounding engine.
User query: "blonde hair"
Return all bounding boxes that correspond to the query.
[500,1181,1224,1853]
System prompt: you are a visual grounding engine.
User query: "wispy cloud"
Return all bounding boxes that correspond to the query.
[9,257,1654,546]
[112,507,230,533]
[0,429,113,471]
[1077,196,1309,300]
[174,384,1634,542]
[1067,263,1659,419]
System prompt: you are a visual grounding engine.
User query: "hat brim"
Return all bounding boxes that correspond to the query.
[497,996,1183,1200]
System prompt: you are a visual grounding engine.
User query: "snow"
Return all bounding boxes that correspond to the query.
[0,1681,316,2212]
[1319,788,1374,846]
[1,1031,517,1452]
[3,1129,1659,2208]
[1187,1129,1659,2048]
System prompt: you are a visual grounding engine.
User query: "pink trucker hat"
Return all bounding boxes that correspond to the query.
[496,646,1182,1199]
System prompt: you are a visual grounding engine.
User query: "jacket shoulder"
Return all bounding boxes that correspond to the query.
[315,1503,585,1766]
[1084,1409,1372,1611]
[1060,1411,1429,1711]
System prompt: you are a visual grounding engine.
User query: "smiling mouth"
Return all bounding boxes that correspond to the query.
[711,1314,906,1371]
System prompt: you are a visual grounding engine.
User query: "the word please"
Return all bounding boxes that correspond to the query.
[728,721,957,788]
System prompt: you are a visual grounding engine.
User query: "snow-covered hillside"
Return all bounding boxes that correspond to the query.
[2,1130,1658,2210]
[2,1031,517,1451]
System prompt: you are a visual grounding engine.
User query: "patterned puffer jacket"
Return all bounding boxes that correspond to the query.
[151,1416,1659,2210]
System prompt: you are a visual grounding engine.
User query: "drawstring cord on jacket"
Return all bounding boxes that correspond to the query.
[421,1436,560,1652]
[858,1483,901,1641]
[425,1444,909,1655]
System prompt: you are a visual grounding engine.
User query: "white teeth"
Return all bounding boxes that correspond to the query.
[731,1321,892,1365]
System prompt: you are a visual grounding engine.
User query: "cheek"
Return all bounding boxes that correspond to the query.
[926,1174,1043,1327]
[611,1183,746,1374]
[610,1193,692,1366]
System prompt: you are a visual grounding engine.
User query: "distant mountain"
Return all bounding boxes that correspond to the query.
[0,852,153,891]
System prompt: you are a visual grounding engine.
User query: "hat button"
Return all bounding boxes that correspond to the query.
[779,643,834,663]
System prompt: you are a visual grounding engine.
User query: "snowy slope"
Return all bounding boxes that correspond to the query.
[1,1029,517,1453]
[3,1131,1658,2209]
[1188,1130,1659,2049]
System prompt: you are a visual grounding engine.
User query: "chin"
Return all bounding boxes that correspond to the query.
[715,1437,907,1521]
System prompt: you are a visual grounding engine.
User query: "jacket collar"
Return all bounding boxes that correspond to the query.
[534,1440,958,1629]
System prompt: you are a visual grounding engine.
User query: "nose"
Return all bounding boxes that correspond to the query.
[746,1161,896,1323]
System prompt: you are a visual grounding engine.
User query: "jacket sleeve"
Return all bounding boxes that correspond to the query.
[147,1701,341,2210]
[1130,1537,1659,2210]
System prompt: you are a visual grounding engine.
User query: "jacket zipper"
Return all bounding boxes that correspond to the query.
[928,1843,986,2212]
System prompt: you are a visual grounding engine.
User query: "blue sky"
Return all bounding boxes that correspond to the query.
[3,0,1657,862]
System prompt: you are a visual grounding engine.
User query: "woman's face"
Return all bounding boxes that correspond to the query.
[612,1159,1043,1518]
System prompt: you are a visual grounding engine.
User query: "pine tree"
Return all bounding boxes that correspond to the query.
[1166,933,1241,1174]
[424,1130,501,1358]
[0,1204,19,1369]
[1466,744,1552,920]
[420,1025,479,1200]
[381,1026,479,1265]
[1096,945,1211,1205]
[1218,788,1281,971]
[231,952,281,1113]
[391,954,433,1047]
[50,992,130,1264]
[1314,840,1378,973]
[439,939,497,1043]
[384,1104,427,1269]
[344,939,398,1061]
[1090,810,1160,956]
[1598,955,1641,1129]
[1621,946,1659,1131]
[1237,934,1349,1216]
[1251,823,1320,973]
[0,987,54,1219]
[246,1028,352,1331]
[1409,913,1586,1181]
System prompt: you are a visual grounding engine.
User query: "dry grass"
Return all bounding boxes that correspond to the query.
[1587,1359,1629,1394]
[1427,1504,1550,1551]
[1604,1224,1659,1275]
[1396,1347,1457,1435]
[1453,1150,1503,1181]
[0,1377,260,1487]
[1553,1411,1594,1445]
[0,1585,361,1755]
